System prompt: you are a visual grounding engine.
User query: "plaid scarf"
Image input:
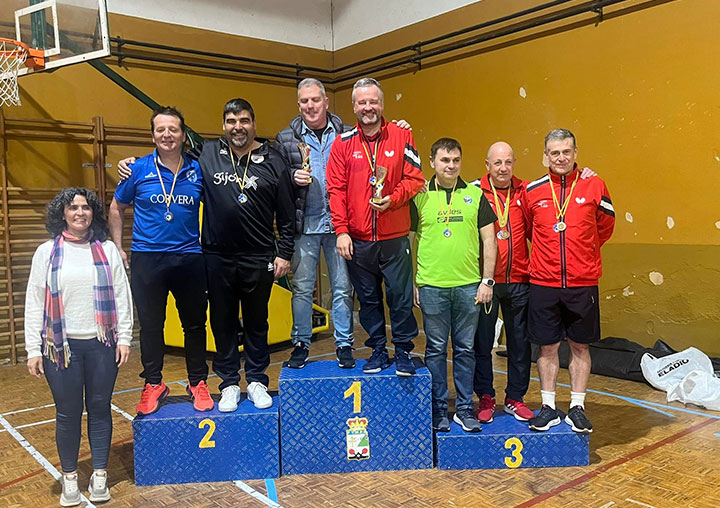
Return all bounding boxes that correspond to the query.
[42,230,118,369]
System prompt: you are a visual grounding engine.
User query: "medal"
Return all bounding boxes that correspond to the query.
[369,175,377,186]
[230,145,253,205]
[443,228,452,238]
[549,171,579,235]
[497,230,509,240]
[238,194,248,203]
[154,155,183,227]
[490,178,512,235]
[553,221,567,232]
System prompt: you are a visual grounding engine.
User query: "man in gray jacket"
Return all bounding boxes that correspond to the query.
[275,78,356,369]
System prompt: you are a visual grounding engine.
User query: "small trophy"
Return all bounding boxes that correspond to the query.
[298,142,312,183]
[371,166,388,204]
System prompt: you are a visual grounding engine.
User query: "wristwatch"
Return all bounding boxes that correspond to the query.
[481,278,495,287]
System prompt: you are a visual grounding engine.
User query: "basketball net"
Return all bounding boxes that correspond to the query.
[0,40,29,107]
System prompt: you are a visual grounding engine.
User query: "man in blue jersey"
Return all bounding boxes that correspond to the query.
[109,106,213,416]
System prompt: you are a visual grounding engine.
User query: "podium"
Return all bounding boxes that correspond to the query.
[279,360,433,475]
[435,410,589,470]
[133,397,279,485]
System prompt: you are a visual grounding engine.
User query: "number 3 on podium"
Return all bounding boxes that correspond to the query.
[198,418,216,449]
[344,381,362,413]
[504,437,523,468]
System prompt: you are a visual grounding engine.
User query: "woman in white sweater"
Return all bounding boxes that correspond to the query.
[25,187,133,507]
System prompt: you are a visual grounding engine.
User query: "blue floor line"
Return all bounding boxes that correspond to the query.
[265,478,278,502]
[715,433,720,438]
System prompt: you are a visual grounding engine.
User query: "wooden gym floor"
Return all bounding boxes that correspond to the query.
[1,328,719,508]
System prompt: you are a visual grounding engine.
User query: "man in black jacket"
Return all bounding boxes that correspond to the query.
[274,78,356,369]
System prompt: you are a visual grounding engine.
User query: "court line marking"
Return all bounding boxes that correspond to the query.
[0,414,97,506]
[235,480,284,508]
[264,478,278,502]
[598,503,615,508]
[512,417,716,508]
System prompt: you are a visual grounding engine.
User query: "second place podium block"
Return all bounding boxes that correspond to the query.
[279,359,434,475]
[133,397,279,485]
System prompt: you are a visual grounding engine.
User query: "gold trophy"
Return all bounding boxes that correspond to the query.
[371,166,388,204]
[298,142,312,183]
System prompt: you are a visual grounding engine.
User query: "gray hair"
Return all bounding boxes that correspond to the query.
[544,128,576,150]
[352,77,384,102]
[297,78,326,97]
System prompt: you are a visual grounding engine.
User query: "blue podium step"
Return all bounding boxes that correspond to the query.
[133,396,279,485]
[279,359,433,475]
[436,410,589,470]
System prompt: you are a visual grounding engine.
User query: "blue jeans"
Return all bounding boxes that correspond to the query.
[291,233,353,348]
[419,283,480,411]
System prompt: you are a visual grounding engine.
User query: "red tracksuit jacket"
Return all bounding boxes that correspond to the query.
[473,174,530,284]
[524,166,615,287]
[326,119,425,241]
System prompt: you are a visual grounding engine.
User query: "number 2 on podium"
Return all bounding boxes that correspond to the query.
[504,437,523,468]
[344,381,362,413]
[198,418,216,448]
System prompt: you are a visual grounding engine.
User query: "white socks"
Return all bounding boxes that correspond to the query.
[570,391,586,409]
[541,390,556,409]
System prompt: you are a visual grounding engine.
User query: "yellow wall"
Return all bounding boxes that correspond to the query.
[333,0,720,355]
[6,1,720,355]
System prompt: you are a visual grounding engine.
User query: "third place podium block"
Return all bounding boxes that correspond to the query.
[133,397,279,485]
[436,410,589,470]
[279,359,433,475]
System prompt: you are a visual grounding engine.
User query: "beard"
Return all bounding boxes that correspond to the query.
[226,130,249,149]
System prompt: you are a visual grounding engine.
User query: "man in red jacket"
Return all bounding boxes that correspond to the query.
[326,77,425,376]
[524,129,615,434]
[471,141,534,424]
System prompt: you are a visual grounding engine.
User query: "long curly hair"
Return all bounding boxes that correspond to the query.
[45,187,109,241]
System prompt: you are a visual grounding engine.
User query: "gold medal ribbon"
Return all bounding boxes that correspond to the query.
[154,155,183,214]
[436,177,458,232]
[360,136,380,182]
[229,146,252,196]
[549,171,579,222]
[489,179,511,229]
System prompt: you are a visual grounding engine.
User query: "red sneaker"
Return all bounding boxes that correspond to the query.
[136,382,169,416]
[187,380,214,412]
[476,394,496,423]
[504,398,534,421]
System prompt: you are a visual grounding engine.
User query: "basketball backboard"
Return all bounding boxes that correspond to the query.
[1,0,109,76]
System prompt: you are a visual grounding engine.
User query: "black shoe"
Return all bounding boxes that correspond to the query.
[283,343,309,369]
[565,405,593,434]
[453,408,482,433]
[528,404,562,431]
[363,348,391,374]
[337,346,355,369]
[432,409,450,432]
[394,350,416,377]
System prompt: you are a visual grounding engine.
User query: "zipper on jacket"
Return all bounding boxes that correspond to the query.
[559,176,567,288]
[505,198,513,283]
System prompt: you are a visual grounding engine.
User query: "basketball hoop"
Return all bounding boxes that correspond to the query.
[0,38,45,107]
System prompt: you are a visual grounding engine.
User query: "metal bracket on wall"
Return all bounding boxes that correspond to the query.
[592,4,605,23]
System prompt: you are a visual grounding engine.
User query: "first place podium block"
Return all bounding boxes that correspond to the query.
[279,360,433,475]
[436,410,589,470]
[133,397,279,485]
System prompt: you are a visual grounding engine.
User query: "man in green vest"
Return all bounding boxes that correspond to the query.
[411,138,498,433]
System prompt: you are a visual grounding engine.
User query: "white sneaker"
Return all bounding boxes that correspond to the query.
[88,470,110,502]
[60,473,81,507]
[218,385,242,412]
[247,382,272,409]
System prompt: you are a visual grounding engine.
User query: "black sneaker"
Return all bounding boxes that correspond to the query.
[394,350,416,377]
[565,405,593,433]
[528,404,562,431]
[363,348,391,374]
[453,408,482,433]
[432,409,450,432]
[336,346,355,369]
[283,343,309,369]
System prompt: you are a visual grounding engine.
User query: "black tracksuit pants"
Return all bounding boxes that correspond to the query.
[473,282,531,401]
[206,253,275,390]
[130,252,209,386]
